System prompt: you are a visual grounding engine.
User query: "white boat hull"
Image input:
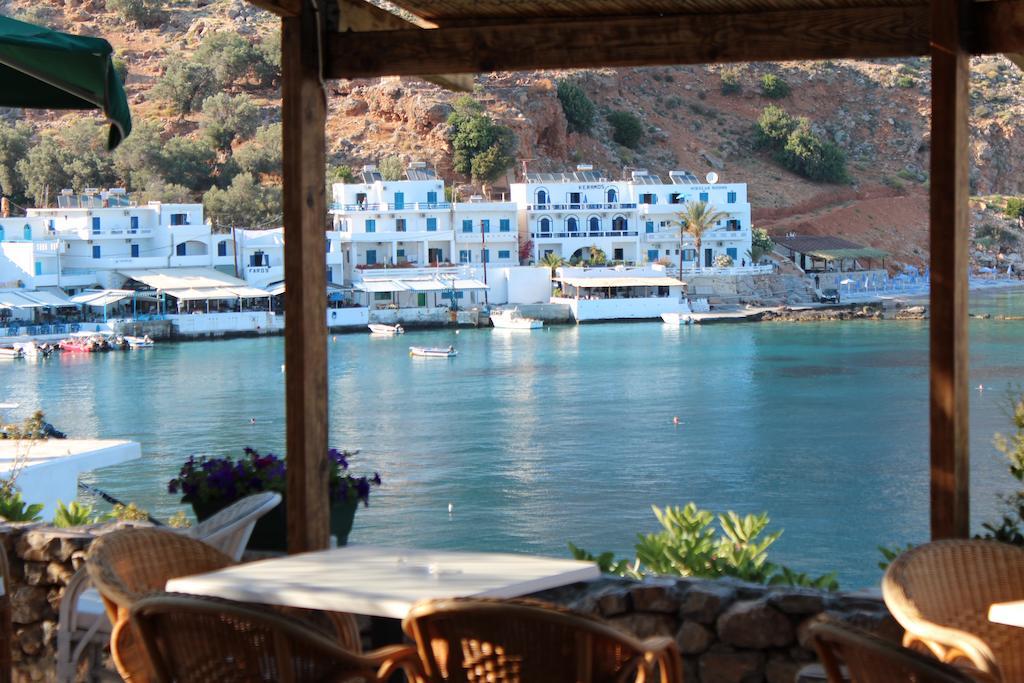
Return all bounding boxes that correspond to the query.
[125,336,155,348]
[661,312,692,325]
[369,324,404,335]
[491,309,543,330]
[409,346,457,358]
[0,348,24,359]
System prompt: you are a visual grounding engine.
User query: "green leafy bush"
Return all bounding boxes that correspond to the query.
[200,93,261,151]
[606,110,644,149]
[761,73,790,99]
[556,80,596,134]
[154,61,218,115]
[202,173,281,229]
[720,67,742,95]
[896,75,916,89]
[748,228,774,263]
[53,500,101,527]
[330,165,357,184]
[378,155,405,181]
[1004,197,1024,219]
[236,124,283,178]
[448,96,517,183]
[0,491,43,522]
[755,105,796,147]
[0,120,34,203]
[570,502,839,590]
[107,0,163,27]
[779,118,848,183]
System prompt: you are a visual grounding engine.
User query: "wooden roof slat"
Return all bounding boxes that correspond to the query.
[326,5,932,78]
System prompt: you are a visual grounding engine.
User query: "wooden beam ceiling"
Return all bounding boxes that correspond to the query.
[325,0,1024,78]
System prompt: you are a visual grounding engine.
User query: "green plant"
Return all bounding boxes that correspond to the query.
[556,80,596,134]
[110,502,150,522]
[107,0,163,26]
[200,93,261,151]
[202,173,281,229]
[895,75,916,89]
[570,503,838,589]
[748,227,774,263]
[0,491,43,522]
[448,96,517,183]
[167,510,192,528]
[53,500,101,527]
[154,61,218,115]
[378,155,405,181]
[330,165,357,184]
[761,73,790,99]
[720,67,742,95]
[778,118,848,183]
[539,252,565,275]
[587,245,607,265]
[606,111,644,149]
[755,105,796,147]
[675,200,729,273]
[877,542,917,571]
[1004,197,1024,219]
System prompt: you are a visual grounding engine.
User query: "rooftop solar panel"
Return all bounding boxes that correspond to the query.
[360,171,383,183]
[405,168,437,180]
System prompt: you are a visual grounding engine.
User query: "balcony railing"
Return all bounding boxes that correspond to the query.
[531,230,639,239]
[330,202,452,212]
[526,202,637,211]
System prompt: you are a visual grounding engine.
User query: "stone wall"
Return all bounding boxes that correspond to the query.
[687,273,818,306]
[533,576,899,683]
[2,520,897,683]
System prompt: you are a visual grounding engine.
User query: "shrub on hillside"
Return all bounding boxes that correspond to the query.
[378,155,405,181]
[556,80,596,134]
[720,67,742,95]
[236,124,283,177]
[113,120,166,192]
[194,33,277,90]
[161,136,219,192]
[755,105,796,146]
[112,55,129,84]
[330,165,357,184]
[0,120,34,203]
[778,118,849,183]
[154,61,218,114]
[200,93,261,150]
[203,173,281,229]
[760,73,790,99]
[448,96,517,183]
[606,110,644,149]
[1004,197,1024,219]
[107,0,163,27]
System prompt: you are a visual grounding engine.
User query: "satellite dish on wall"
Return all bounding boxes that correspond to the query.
[705,172,719,184]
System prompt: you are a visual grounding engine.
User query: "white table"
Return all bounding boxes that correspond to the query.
[166,546,600,619]
[0,439,140,519]
[988,600,1024,627]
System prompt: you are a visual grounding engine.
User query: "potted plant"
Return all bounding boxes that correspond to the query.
[168,447,380,551]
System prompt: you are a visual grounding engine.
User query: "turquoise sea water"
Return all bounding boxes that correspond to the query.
[2,289,1024,589]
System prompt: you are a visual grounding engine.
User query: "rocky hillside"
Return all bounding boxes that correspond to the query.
[4,0,1024,266]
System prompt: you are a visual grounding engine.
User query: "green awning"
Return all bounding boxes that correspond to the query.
[0,15,131,149]
[805,247,889,260]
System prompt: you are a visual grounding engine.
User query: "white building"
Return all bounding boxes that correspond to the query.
[511,166,752,269]
[329,163,518,285]
[0,188,235,291]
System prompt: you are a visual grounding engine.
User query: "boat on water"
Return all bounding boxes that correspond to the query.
[409,345,457,358]
[124,335,155,348]
[490,308,543,330]
[0,347,24,359]
[14,341,54,358]
[661,312,694,325]
[368,323,405,335]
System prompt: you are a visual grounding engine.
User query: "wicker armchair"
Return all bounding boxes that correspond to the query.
[882,539,1024,682]
[809,619,977,683]
[87,528,238,682]
[131,593,420,683]
[1,542,12,683]
[403,597,682,683]
[56,492,284,683]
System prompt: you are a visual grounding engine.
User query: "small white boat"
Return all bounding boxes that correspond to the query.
[409,345,457,358]
[369,323,405,335]
[661,312,693,325]
[491,308,543,330]
[125,335,155,348]
[0,347,24,359]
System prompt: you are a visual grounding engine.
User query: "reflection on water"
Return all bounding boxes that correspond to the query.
[0,289,1022,588]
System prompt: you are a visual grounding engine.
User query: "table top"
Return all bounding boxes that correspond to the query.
[166,545,600,619]
[988,600,1024,627]
[0,439,139,476]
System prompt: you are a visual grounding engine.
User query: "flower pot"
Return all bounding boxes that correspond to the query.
[192,497,359,553]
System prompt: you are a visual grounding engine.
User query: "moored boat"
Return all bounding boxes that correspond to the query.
[369,323,405,335]
[661,312,693,325]
[0,347,24,359]
[490,308,543,330]
[125,335,155,348]
[409,345,457,358]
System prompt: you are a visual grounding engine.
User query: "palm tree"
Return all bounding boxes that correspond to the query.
[675,200,729,274]
[540,251,565,276]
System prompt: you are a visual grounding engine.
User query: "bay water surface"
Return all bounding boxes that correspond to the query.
[2,289,1024,588]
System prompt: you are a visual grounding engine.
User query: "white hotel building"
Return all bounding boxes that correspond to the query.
[510,166,752,269]
[329,164,519,285]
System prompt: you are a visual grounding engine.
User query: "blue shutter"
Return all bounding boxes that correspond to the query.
[218,241,227,257]
[130,216,139,232]
[727,248,738,259]
[23,225,31,240]
[645,221,654,233]
[426,217,437,231]
[34,262,42,275]
[427,191,437,204]
[647,249,659,262]
[727,191,737,204]
[91,217,101,233]
[499,218,510,232]
[462,220,472,233]
[366,249,377,265]
[481,220,490,233]
[482,249,489,263]
[699,192,709,202]
[365,219,375,233]
[92,245,101,259]
[131,244,140,258]
[498,250,511,259]
[176,243,186,256]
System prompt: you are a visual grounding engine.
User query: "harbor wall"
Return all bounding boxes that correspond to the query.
[552,296,690,322]
[327,307,370,330]
[686,273,817,306]
[167,311,283,338]
[0,521,897,683]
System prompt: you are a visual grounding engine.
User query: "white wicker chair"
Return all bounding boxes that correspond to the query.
[55,492,282,683]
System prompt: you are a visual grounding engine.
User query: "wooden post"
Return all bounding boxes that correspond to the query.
[282,1,330,553]
[930,0,971,539]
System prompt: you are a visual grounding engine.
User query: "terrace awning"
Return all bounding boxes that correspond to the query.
[163,287,272,301]
[557,276,686,288]
[355,280,410,293]
[18,290,72,307]
[804,248,890,260]
[404,279,450,292]
[0,291,42,309]
[70,290,132,307]
[0,15,130,149]
[453,279,489,290]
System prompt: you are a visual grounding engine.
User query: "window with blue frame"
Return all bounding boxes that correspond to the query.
[131,244,140,258]
[481,219,490,233]
[393,192,404,210]
[567,217,578,233]
[365,219,376,233]
[699,192,709,202]
[727,191,737,204]
[427,191,437,205]
[459,250,471,263]
[441,291,465,300]
[366,249,377,265]
[0,227,5,241]
[426,217,437,232]
[498,250,511,259]
[647,249,659,262]
[34,262,42,276]
[397,249,405,258]
[396,218,407,232]
[91,217,101,233]
[499,218,510,232]
[23,225,31,240]
[374,292,392,301]
[539,218,551,233]
[462,219,473,233]
[176,243,186,256]
[646,221,654,233]
[726,247,738,259]
[92,245,101,259]
[589,217,600,232]
[170,213,187,226]
[683,249,697,261]
[130,216,139,232]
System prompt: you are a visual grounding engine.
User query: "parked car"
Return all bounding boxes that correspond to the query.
[819,288,840,303]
